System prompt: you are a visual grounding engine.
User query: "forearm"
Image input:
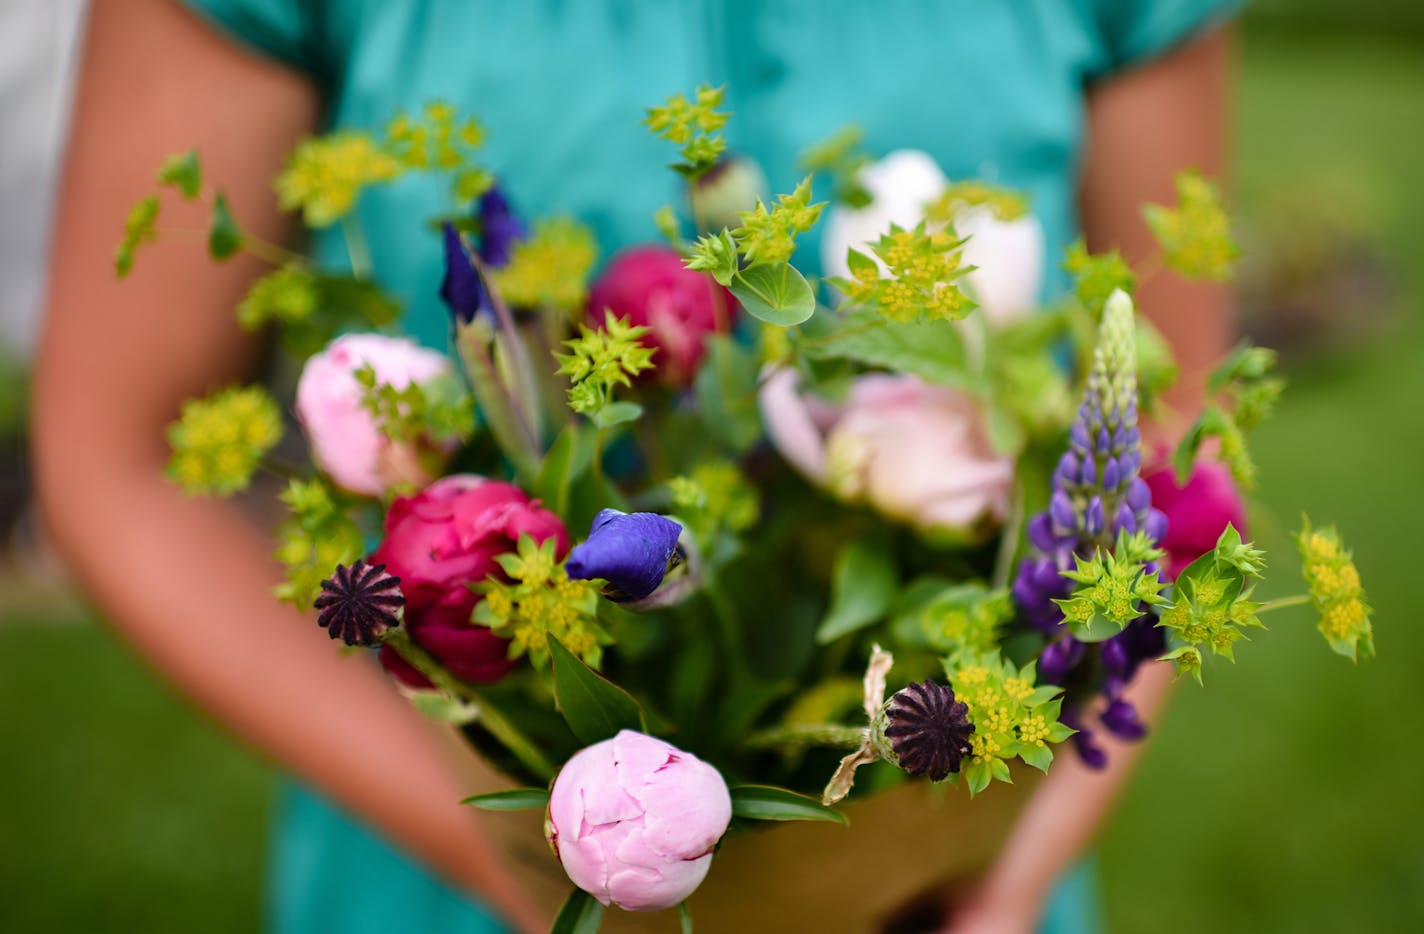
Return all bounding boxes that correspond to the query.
[35,461,546,932]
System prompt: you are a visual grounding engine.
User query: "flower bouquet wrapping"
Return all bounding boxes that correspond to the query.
[122,89,1376,931]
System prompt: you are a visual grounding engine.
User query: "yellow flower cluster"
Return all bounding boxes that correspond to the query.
[924,180,1029,224]
[473,536,609,669]
[490,217,598,313]
[1297,519,1374,661]
[165,385,282,497]
[669,460,760,542]
[556,312,656,415]
[833,223,973,323]
[732,176,824,266]
[644,84,729,173]
[1144,170,1240,282]
[944,650,1071,794]
[272,479,363,607]
[275,132,402,228]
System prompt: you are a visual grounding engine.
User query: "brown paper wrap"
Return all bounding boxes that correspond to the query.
[443,724,1040,933]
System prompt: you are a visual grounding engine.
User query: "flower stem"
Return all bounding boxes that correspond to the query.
[745,723,867,751]
[1257,593,1313,614]
[382,628,556,782]
[343,216,374,280]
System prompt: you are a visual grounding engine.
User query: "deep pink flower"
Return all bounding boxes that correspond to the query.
[587,246,735,385]
[546,730,732,911]
[371,475,568,686]
[1143,459,1246,579]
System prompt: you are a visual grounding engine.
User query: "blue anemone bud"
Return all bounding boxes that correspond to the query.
[476,186,527,269]
[565,509,684,602]
[439,222,495,324]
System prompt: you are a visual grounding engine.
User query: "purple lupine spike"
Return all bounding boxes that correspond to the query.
[1101,457,1121,491]
[1039,636,1084,685]
[1101,699,1148,740]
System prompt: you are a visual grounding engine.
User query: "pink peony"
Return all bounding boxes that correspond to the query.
[587,246,736,385]
[760,370,1014,537]
[371,475,568,686]
[546,730,732,912]
[295,333,453,497]
[1144,460,1247,579]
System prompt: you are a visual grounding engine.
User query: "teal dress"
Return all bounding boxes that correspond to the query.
[184,2,1238,931]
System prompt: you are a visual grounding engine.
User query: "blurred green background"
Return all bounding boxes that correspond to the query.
[3,11,1422,934]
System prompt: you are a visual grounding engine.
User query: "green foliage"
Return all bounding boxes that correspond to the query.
[237,264,318,335]
[804,309,978,391]
[924,180,1030,224]
[815,539,898,644]
[207,192,243,260]
[691,335,762,453]
[548,638,647,745]
[944,650,1072,794]
[386,101,486,173]
[731,176,825,267]
[165,386,282,498]
[241,272,402,359]
[473,537,609,669]
[799,124,873,208]
[1157,524,1267,682]
[645,84,729,179]
[1143,170,1240,281]
[890,580,1011,655]
[460,788,551,811]
[156,150,202,200]
[1055,532,1169,642]
[274,131,402,228]
[1063,238,1136,317]
[728,785,848,824]
[272,478,364,607]
[827,223,975,323]
[551,888,603,934]
[669,460,760,548]
[114,195,159,279]
[490,217,598,313]
[556,312,657,419]
[1173,342,1286,488]
[354,364,474,446]
[727,262,817,326]
[684,229,740,285]
[1297,517,1375,661]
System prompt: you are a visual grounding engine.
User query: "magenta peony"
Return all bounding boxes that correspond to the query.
[371,475,568,686]
[546,730,732,912]
[586,246,735,385]
[294,333,452,497]
[1144,459,1247,579]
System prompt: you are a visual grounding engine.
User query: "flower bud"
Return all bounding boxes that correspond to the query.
[546,730,731,911]
[565,509,684,603]
[313,560,404,646]
[870,680,975,782]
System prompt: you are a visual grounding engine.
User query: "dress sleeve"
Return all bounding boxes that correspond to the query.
[181,0,326,78]
[1085,0,1243,77]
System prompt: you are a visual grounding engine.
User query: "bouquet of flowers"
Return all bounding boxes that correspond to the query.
[119,87,1375,931]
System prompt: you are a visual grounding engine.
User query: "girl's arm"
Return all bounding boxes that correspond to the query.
[942,24,1235,933]
[32,2,545,929]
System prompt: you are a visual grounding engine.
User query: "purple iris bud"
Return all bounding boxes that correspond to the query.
[476,186,527,269]
[1101,700,1148,740]
[1050,490,1077,532]
[1126,477,1151,513]
[565,509,684,602]
[1039,637,1084,685]
[439,222,494,324]
[1143,508,1169,543]
[1084,496,1105,536]
[1101,456,1121,491]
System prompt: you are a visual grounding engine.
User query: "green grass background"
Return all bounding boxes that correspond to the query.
[3,31,1422,934]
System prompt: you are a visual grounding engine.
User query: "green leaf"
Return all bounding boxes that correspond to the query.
[208,191,242,260]
[807,311,979,391]
[729,263,816,326]
[460,788,551,811]
[816,539,897,644]
[692,335,761,453]
[549,638,647,745]
[965,760,992,796]
[535,424,598,519]
[1020,743,1054,773]
[157,149,202,200]
[729,785,848,825]
[551,888,603,934]
[591,400,643,428]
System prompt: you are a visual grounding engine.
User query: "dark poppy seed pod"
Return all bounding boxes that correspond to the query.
[313,560,405,646]
[872,680,975,782]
